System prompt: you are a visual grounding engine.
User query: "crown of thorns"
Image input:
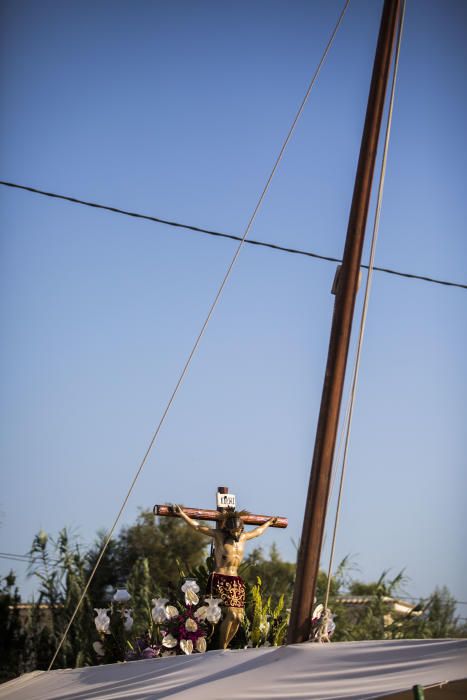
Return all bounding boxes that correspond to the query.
[218,507,250,528]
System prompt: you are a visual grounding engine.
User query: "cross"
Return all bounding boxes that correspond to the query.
[153,485,288,529]
[153,485,288,649]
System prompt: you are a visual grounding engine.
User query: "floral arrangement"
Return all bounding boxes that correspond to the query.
[93,579,222,662]
[310,603,336,643]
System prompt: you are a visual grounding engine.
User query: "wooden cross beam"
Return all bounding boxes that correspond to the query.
[153,485,288,529]
[154,504,288,528]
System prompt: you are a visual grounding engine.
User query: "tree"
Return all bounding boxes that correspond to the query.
[0,572,26,683]
[126,557,153,635]
[58,530,94,668]
[327,570,409,641]
[326,571,467,642]
[3,514,466,684]
[115,510,208,595]
[242,544,295,608]
[85,531,120,606]
[27,528,94,670]
[421,587,466,639]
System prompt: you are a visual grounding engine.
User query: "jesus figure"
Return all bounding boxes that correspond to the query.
[173,504,277,648]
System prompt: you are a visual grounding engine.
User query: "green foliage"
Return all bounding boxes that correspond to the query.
[85,531,120,606]
[102,604,129,663]
[328,571,466,643]
[183,554,215,598]
[116,510,208,594]
[0,513,209,680]
[27,528,95,670]
[329,569,404,642]
[397,587,467,640]
[126,558,153,637]
[348,569,406,597]
[423,587,462,638]
[245,576,289,648]
[59,531,94,668]
[2,513,466,685]
[0,572,27,683]
[242,544,295,608]
[248,577,265,647]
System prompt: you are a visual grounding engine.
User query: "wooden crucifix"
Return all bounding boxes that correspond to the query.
[153,486,287,648]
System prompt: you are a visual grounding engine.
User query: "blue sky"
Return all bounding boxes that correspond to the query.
[1,0,466,614]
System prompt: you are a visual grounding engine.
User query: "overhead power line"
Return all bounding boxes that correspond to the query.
[1,180,465,290]
[0,552,32,563]
[404,596,467,606]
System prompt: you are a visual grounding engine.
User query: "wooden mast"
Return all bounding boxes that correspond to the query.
[287,0,402,644]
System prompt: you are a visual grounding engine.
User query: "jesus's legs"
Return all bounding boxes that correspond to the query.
[219,606,244,649]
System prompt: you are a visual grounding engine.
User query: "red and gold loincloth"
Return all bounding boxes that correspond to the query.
[207,573,246,609]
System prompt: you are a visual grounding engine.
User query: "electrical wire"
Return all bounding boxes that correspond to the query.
[0,180,465,290]
[0,553,32,563]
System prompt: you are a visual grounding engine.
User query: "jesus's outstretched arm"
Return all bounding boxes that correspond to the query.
[172,504,216,538]
[243,517,278,541]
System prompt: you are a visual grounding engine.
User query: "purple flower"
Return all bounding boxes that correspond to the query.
[142,647,157,659]
[136,638,147,652]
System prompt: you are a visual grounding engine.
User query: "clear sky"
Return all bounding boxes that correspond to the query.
[1,0,466,614]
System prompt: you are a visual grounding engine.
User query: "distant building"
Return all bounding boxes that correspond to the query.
[336,595,422,632]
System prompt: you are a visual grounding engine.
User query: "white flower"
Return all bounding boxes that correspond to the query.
[311,604,323,623]
[161,650,176,657]
[181,580,200,606]
[326,610,336,637]
[204,596,223,624]
[162,633,177,649]
[92,640,105,657]
[113,588,131,603]
[185,617,198,632]
[151,597,169,624]
[165,605,179,620]
[123,608,134,632]
[180,639,193,655]
[94,608,111,634]
[194,605,208,621]
[195,637,207,653]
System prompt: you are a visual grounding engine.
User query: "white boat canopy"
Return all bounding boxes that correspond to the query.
[1,639,466,700]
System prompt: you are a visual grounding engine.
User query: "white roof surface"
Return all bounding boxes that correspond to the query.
[1,639,466,700]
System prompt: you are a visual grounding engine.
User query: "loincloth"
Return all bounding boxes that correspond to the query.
[207,573,246,609]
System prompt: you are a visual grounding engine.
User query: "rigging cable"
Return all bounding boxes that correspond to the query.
[46,0,351,671]
[1,179,465,290]
[322,0,406,618]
